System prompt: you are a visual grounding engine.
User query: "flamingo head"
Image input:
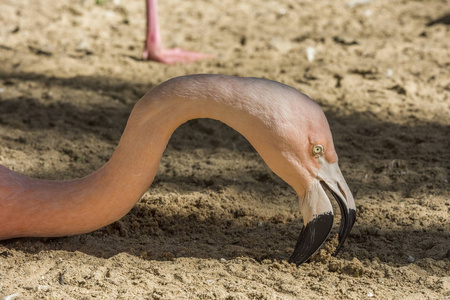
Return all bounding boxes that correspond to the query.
[288,143,356,265]
[254,88,356,265]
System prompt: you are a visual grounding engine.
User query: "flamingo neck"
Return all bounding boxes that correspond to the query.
[0,75,313,240]
[0,84,182,239]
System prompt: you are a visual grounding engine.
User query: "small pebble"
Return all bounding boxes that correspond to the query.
[220,258,227,262]
[306,47,316,62]
[36,285,50,292]
[104,11,115,18]
[3,294,19,300]
[386,69,394,77]
[206,279,213,283]
[386,69,393,77]
[346,0,372,8]
[407,256,415,263]
[367,291,374,297]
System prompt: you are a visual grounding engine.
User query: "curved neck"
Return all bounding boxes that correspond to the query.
[0,75,311,239]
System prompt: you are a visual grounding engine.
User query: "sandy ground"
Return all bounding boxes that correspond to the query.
[0,0,449,299]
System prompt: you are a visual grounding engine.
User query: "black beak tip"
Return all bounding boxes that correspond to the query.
[333,208,356,256]
[288,213,334,265]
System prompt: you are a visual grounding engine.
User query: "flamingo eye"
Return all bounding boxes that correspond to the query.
[312,145,324,156]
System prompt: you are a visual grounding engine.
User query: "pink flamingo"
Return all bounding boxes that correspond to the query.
[0,75,355,264]
[143,0,213,64]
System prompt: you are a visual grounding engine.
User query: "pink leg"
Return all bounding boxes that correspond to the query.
[143,0,213,64]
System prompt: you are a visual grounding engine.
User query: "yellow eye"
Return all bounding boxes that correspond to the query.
[313,145,324,156]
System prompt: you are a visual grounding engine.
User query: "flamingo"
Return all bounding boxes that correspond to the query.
[142,0,213,63]
[0,75,355,265]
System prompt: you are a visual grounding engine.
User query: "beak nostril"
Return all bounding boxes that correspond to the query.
[337,182,346,200]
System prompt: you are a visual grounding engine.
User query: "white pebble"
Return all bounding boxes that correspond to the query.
[407,255,415,263]
[37,285,50,292]
[3,294,19,300]
[364,9,372,17]
[220,258,227,262]
[104,11,115,19]
[346,0,372,8]
[367,291,374,297]
[279,8,286,15]
[306,47,316,62]
[76,40,90,52]
[386,69,393,77]
[206,279,213,283]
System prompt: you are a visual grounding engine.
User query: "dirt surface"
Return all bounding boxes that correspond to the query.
[0,0,449,299]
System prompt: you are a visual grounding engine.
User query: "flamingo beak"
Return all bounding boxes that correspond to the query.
[288,157,356,265]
